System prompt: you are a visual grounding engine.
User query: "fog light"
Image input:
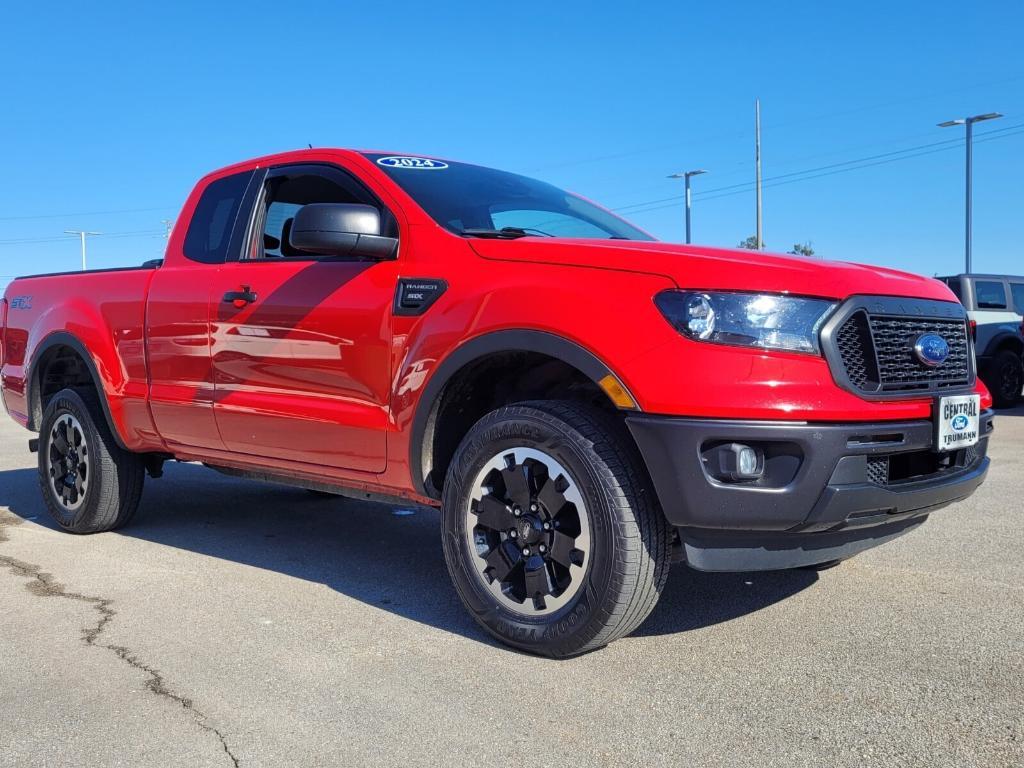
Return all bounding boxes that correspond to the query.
[737,445,759,476]
[709,443,765,482]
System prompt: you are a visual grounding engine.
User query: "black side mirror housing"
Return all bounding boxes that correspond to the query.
[289,203,398,260]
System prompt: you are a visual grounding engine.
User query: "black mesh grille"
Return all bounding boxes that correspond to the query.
[836,312,877,390]
[963,444,982,467]
[832,308,972,395]
[866,456,889,485]
[865,441,985,487]
[869,316,971,392]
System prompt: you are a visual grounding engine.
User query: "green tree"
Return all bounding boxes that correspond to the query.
[737,236,761,249]
[788,241,815,257]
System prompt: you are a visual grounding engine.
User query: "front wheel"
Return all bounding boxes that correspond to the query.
[38,388,145,534]
[441,401,670,657]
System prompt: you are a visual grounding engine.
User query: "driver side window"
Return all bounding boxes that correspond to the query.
[248,165,396,260]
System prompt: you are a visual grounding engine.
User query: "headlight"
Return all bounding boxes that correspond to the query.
[655,291,836,354]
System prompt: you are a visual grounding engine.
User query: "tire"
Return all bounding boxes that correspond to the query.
[37,388,145,534]
[987,349,1023,409]
[441,401,670,657]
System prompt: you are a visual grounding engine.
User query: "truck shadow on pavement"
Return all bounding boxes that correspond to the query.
[0,462,817,646]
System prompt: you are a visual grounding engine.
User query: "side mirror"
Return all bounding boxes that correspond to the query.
[289,203,398,260]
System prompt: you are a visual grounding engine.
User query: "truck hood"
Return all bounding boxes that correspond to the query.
[468,238,955,302]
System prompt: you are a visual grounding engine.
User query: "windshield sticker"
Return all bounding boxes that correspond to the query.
[376,156,449,170]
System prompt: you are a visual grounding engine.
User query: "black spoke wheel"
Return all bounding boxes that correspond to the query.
[37,388,145,534]
[465,447,591,616]
[45,413,90,513]
[441,401,670,658]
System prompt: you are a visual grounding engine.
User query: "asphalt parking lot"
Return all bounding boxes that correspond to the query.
[1,411,1022,768]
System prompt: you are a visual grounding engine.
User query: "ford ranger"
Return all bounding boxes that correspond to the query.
[0,149,993,657]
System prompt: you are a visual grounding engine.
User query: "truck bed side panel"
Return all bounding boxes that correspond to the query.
[1,269,163,451]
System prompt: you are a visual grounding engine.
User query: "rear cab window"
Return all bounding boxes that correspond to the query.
[974,280,1008,309]
[183,171,255,264]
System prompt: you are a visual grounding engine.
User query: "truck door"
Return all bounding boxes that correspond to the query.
[147,168,258,451]
[209,163,396,473]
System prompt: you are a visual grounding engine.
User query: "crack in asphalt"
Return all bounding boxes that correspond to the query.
[0,513,240,767]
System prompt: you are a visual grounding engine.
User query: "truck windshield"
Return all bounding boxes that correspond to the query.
[363,153,654,241]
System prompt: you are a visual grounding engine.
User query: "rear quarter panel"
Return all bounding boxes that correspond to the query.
[971,308,1024,358]
[1,270,161,449]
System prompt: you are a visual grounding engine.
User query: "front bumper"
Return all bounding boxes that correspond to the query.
[626,411,994,571]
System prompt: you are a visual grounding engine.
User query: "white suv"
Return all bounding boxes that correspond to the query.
[938,274,1024,407]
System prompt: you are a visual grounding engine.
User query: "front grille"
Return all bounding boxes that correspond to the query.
[865,441,987,487]
[866,456,889,485]
[831,307,972,396]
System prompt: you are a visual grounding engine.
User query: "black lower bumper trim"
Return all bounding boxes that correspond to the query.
[681,517,926,572]
[626,410,993,570]
[626,411,993,531]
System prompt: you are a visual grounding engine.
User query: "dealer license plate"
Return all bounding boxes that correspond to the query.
[935,394,981,452]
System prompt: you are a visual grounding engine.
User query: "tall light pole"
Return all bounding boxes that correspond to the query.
[938,112,1002,273]
[668,169,707,243]
[64,230,102,271]
[755,98,763,250]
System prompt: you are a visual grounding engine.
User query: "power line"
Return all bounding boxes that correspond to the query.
[0,206,175,222]
[613,121,1024,212]
[622,129,1024,216]
[0,229,165,247]
[524,74,1024,173]
[611,123,1024,216]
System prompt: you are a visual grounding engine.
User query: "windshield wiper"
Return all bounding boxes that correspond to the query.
[459,227,551,239]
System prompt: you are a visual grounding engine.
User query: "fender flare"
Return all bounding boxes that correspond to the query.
[981,330,1024,361]
[26,331,127,449]
[408,329,635,498]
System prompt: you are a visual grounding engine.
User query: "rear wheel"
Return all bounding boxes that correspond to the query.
[38,388,145,534]
[988,349,1023,408]
[441,401,670,657]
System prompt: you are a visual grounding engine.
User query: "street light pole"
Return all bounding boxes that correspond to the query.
[668,169,707,244]
[938,112,1002,274]
[64,230,102,271]
[755,97,763,250]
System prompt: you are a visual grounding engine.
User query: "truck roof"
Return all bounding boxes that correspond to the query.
[937,273,1024,280]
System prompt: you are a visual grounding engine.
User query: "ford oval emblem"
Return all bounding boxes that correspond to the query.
[951,414,970,431]
[913,333,950,367]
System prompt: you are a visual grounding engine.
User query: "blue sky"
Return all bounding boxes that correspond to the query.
[2,1,1022,292]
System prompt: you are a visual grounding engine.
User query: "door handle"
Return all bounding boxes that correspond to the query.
[223,286,258,306]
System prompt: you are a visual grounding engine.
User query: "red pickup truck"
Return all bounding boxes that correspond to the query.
[1,149,993,656]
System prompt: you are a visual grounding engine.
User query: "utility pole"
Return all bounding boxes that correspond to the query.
[64,230,102,271]
[755,98,763,250]
[667,169,707,244]
[161,219,173,239]
[937,112,1002,274]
